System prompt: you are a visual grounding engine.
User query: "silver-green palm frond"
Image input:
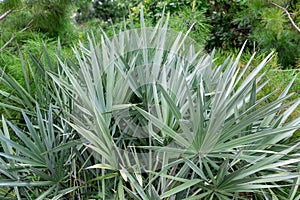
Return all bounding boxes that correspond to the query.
[50,10,300,199]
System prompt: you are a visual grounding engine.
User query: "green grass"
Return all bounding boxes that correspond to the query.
[264,69,300,138]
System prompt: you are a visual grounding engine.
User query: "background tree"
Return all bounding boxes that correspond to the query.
[1,0,73,37]
[130,0,300,68]
[26,0,73,36]
[92,0,140,23]
[73,0,95,24]
[0,0,75,95]
[241,0,300,67]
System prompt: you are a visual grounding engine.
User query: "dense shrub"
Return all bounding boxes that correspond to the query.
[128,0,300,68]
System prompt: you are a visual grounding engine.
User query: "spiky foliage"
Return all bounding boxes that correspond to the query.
[0,11,299,199]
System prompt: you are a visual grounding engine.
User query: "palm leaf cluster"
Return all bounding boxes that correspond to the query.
[0,12,299,199]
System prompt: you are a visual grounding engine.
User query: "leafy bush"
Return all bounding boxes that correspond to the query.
[129,0,300,68]
[0,12,300,199]
[204,0,251,51]
[91,0,140,23]
[129,0,211,45]
[250,6,300,67]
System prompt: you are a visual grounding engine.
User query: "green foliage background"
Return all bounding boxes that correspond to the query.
[0,0,299,198]
[126,0,300,68]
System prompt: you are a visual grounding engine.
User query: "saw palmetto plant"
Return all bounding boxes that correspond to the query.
[0,11,299,199]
